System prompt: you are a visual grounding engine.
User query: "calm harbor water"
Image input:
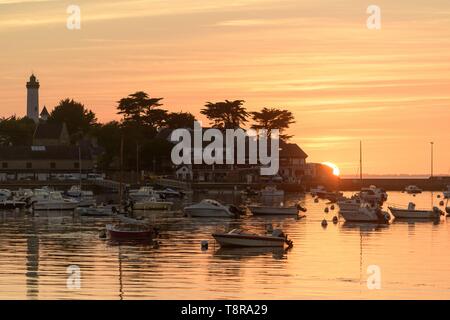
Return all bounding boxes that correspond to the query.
[0,191,449,300]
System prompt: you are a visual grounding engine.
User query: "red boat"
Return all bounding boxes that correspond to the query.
[106,223,156,240]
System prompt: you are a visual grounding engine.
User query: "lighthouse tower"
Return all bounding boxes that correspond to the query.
[26,74,40,123]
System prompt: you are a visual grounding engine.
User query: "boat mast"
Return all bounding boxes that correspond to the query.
[79,145,82,191]
[360,140,363,187]
[119,135,124,205]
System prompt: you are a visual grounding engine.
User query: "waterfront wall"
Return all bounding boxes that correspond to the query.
[339,177,450,191]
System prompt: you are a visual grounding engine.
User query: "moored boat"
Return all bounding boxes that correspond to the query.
[128,186,162,201]
[212,229,293,248]
[310,185,326,197]
[405,185,422,194]
[260,186,284,197]
[389,203,442,219]
[106,223,156,240]
[339,203,390,223]
[359,185,388,204]
[32,191,79,211]
[0,189,12,201]
[75,205,118,217]
[0,200,27,210]
[132,198,173,211]
[443,185,450,199]
[184,199,242,218]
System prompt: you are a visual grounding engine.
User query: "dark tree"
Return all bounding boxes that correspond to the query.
[201,100,248,129]
[165,111,197,129]
[251,107,295,140]
[117,91,163,126]
[0,116,36,146]
[48,98,97,136]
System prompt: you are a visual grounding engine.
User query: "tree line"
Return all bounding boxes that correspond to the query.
[0,92,295,172]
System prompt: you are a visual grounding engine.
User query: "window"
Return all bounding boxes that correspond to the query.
[50,162,56,169]
[2,162,7,169]
[74,162,80,169]
[26,162,32,169]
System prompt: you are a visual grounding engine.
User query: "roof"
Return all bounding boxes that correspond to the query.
[0,146,92,161]
[33,123,64,140]
[279,142,308,159]
[40,106,50,117]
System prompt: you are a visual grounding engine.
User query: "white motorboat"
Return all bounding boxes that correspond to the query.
[0,189,12,201]
[260,186,284,197]
[405,185,422,194]
[75,204,118,217]
[13,189,33,201]
[389,203,442,219]
[129,186,162,201]
[212,229,293,248]
[183,199,242,218]
[337,197,362,211]
[65,186,96,207]
[155,188,184,198]
[247,204,301,216]
[359,185,388,203]
[310,185,326,196]
[0,200,27,210]
[132,198,173,211]
[339,203,390,223]
[31,191,79,211]
[66,185,94,198]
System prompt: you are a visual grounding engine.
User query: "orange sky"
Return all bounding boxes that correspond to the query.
[1,0,449,175]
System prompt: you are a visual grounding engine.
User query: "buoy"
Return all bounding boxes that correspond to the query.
[332,216,339,224]
[439,201,444,206]
[314,198,319,203]
[321,219,328,227]
[330,205,335,210]
[201,240,209,250]
[324,208,329,213]
[437,195,441,199]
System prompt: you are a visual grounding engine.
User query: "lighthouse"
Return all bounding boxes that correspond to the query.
[26,74,40,123]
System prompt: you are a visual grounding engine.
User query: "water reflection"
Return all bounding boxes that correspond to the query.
[214,247,289,261]
[0,191,448,299]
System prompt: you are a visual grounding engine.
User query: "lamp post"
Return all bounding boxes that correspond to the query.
[430,142,434,178]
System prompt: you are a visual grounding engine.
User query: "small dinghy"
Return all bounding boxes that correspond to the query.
[106,223,156,240]
[184,199,243,218]
[75,205,118,217]
[405,185,422,194]
[389,203,443,220]
[212,229,293,248]
[131,198,173,211]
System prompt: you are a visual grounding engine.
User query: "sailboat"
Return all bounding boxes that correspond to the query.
[338,141,390,223]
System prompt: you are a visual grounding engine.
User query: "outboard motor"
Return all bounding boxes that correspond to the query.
[228,205,244,217]
[375,208,390,223]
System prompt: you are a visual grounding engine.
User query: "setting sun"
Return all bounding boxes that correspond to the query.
[322,162,340,176]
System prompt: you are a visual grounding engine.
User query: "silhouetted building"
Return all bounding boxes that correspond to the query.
[33,122,70,146]
[0,145,93,181]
